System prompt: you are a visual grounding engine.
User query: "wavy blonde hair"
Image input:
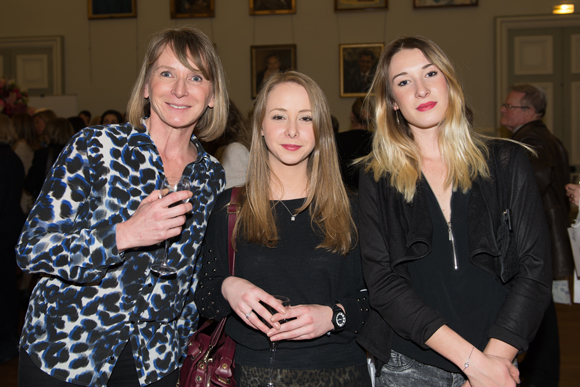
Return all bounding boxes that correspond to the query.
[126,26,228,142]
[236,71,355,255]
[362,36,489,202]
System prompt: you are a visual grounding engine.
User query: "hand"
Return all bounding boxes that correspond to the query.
[221,277,287,334]
[268,304,335,341]
[463,350,519,387]
[565,183,580,206]
[116,189,193,251]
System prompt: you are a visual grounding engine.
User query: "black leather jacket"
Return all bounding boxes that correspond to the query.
[356,140,552,365]
[512,120,574,278]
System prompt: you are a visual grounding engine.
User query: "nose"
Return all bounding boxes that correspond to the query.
[172,78,188,98]
[285,120,299,138]
[500,104,507,113]
[415,79,429,98]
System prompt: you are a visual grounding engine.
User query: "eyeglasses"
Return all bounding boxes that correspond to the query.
[501,104,530,110]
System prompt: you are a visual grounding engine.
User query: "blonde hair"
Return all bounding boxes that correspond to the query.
[126,26,228,142]
[237,71,355,255]
[362,36,489,202]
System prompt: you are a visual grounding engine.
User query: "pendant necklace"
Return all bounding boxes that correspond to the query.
[272,193,302,221]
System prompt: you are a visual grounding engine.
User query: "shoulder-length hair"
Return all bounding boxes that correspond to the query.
[362,36,489,202]
[126,26,228,142]
[237,71,355,255]
[12,113,40,150]
[45,118,75,146]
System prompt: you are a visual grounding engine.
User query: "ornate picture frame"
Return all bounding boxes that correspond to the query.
[88,0,137,19]
[413,0,477,8]
[170,0,215,18]
[251,44,297,98]
[249,0,296,15]
[334,0,388,12]
[340,43,384,97]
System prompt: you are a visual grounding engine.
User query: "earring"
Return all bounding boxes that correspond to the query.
[395,110,400,125]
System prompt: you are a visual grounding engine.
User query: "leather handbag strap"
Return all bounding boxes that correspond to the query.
[227,187,241,276]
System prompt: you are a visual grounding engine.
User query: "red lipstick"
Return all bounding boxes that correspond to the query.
[282,144,301,151]
[417,102,437,112]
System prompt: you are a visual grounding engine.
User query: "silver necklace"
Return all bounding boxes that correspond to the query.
[273,194,301,221]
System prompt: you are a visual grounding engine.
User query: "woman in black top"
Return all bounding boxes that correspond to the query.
[356,36,552,387]
[195,71,371,387]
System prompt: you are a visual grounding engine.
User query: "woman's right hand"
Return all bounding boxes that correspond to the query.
[565,183,580,206]
[116,189,193,251]
[221,276,287,334]
[461,350,519,387]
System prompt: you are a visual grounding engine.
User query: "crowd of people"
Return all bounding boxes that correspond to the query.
[0,25,573,387]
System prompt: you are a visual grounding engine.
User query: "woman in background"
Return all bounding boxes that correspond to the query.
[195,71,371,386]
[357,36,552,387]
[31,108,57,145]
[100,109,124,125]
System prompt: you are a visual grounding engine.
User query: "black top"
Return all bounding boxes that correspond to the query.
[335,130,373,191]
[391,179,508,372]
[195,189,370,369]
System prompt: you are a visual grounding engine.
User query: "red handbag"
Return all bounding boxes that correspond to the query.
[180,188,240,387]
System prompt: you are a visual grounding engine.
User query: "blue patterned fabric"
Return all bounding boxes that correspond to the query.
[16,122,225,386]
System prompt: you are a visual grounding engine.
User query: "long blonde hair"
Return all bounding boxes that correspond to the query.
[126,26,228,142]
[362,36,489,202]
[237,71,355,255]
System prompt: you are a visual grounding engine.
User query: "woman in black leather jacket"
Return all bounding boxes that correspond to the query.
[356,36,552,387]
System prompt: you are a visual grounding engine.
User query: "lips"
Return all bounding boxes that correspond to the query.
[168,103,189,110]
[282,144,301,151]
[417,102,437,112]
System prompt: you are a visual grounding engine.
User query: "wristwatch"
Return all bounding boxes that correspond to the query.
[331,305,346,332]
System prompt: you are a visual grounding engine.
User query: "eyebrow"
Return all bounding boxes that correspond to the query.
[391,63,434,82]
[268,108,312,114]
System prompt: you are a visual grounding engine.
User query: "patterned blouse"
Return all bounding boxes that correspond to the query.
[16,122,225,387]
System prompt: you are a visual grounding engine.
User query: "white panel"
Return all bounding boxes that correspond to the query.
[514,35,553,75]
[16,54,48,89]
[571,82,580,165]
[572,34,580,74]
[531,82,554,133]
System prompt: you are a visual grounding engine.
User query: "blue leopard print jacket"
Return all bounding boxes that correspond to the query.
[16,122,225,386]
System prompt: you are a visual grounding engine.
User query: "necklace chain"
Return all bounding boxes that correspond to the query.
[272,192,302,221]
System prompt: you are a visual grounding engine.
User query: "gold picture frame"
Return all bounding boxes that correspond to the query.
[88,0,137,19]
[334,0,388,12]
[340,43,384,97]
[170,0,215,18]
[251,44,297,98]
[249,0,296,15]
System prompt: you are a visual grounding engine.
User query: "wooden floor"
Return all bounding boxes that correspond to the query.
[2,301,579,386]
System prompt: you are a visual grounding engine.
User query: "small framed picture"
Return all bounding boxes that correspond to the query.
[340,43,384,97]
[334,0,388,12]
[249,0,296,15]
[88,0,137,19]
[170,0,215,18]
[251,44,297,98]
[413,0,477,8]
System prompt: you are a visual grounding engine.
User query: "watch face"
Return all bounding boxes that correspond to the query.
[336,312,346,327]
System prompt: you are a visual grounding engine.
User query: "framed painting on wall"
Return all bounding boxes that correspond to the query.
[171,0,215,18]
[340,43,384,97]
[249,0,296,15]
[88,0,137,19]
[335,0,388,12]
[251,44,296,98]
[413,0,477,8]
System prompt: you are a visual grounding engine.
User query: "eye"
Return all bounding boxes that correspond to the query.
[191,75,203,82]
[160,71,172,77]
[300,115,313,122]
[426,71,438,78]
[396,80,409,87]
[272,114,285,120]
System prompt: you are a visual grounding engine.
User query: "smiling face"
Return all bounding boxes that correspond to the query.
[389,48,449,136]
[261,82,315,175]
[144,45,214,132]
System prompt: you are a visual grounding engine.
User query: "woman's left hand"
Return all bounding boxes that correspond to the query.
[565,183,580,206]
[267,304,336,341]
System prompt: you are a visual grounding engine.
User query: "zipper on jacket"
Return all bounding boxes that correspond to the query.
[448,221,458,270]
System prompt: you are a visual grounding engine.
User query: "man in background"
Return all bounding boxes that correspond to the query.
[500,83,574,387]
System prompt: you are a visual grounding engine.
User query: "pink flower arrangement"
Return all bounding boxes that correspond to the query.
[0,77,29,117]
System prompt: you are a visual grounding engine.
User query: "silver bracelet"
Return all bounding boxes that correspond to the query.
[463,346,475,371]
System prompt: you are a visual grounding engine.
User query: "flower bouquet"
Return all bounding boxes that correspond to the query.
[0,77,29,117]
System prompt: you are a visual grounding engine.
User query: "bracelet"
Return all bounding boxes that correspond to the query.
[463,346,475,371]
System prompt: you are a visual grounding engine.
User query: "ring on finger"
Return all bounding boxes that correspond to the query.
[245,311,252,319]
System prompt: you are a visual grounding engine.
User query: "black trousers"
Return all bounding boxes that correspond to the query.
[519,299,560,387]
[18,342,179,387]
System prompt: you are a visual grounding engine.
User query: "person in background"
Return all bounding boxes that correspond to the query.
[195,71,371,386]
[24,117,75,200]
[335,97,374,191]
[68,116,86,133]
[31,108,57,146]
[78,110,91,127]
[16,25,227,387]
[357,36,552,387]
[500,83,572,387]
[100,109,124,125]
[0,114,25,364]
[213,99,252,189]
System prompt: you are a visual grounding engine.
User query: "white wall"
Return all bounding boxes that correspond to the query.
[0,0,564,133]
